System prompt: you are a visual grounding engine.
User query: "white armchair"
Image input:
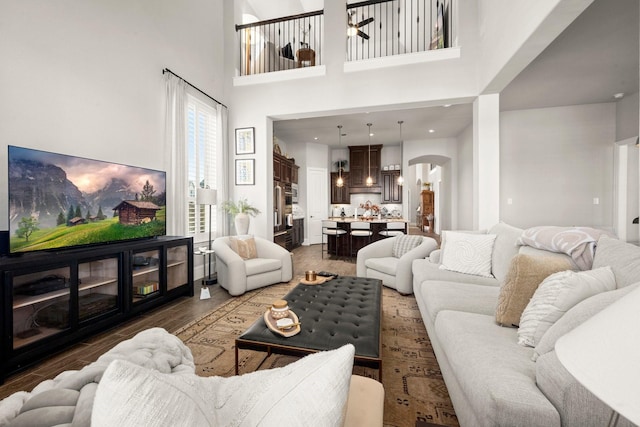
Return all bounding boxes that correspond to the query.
[212,236,293,296]
[356,235,438,295]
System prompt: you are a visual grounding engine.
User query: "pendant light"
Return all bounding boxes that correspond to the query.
[366,123,373,187]
[397,120,404,186]
[336,125,344,188]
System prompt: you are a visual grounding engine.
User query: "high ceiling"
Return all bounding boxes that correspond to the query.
[273,0,638,148]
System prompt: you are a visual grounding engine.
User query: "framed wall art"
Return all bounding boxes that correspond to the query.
[235,159,255,185]
[235,127,255,155]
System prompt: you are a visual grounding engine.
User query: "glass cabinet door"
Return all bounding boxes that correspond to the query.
[78,256,119,322]
[131,249,160,303]
[12,266,71,349]
[167,245,188,291]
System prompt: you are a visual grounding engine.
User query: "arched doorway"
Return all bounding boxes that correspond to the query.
[407,155,452,234]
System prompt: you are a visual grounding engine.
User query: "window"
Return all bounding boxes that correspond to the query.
[186,95,217,240]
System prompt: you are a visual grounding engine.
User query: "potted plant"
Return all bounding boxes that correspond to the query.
[221,198,261,235]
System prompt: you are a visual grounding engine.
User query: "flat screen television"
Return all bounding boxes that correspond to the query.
[8,145,166,254]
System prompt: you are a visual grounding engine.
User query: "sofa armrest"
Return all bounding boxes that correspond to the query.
[356,237,396,277]
[429,249,441,263]
[344,375,384,427]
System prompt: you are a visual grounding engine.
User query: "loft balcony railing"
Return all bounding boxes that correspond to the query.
[234,1,455,76]
[347,0,455,61]
[236,11,324,77]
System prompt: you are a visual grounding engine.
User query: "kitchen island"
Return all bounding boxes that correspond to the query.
[325,218,408,257]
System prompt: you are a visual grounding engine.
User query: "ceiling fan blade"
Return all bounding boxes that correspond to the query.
[357,17,374,27]
[357,30,370,40]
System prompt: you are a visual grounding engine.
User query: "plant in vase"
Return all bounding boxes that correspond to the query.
[221,198,261,235]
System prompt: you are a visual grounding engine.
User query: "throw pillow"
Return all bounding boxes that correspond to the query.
[592,235,640,288]
[517,266,616,347]
[392,235,424,258]
[229,236,257,260]
[533,283,639,360]
[92,344,355,427]
[439,231,497,278]
[496,254,573,327]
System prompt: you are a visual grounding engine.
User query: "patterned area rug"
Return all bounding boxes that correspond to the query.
[173,279,459,427]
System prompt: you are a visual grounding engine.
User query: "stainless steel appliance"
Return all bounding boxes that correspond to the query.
[274,181,293,249]
[291,183,299,203]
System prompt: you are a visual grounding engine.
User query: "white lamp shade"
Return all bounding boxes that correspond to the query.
[555,286,640,425]
[196,188,217,206]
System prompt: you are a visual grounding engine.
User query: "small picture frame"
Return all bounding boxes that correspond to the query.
[235,127,255,155]
[235,159,255,185]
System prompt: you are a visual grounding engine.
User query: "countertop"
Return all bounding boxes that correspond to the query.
[328,217,408,223]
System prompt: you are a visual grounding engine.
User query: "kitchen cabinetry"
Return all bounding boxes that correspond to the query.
[0,236,193,382]
[292,218,304,248]
[273,155,281,181]
[381,170,402,204]
[292,165,299,184]
[274,152,296,184]
[348,145,382,193]
[330,172,350,204]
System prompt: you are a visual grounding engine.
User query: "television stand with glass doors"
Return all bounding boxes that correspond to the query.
[0,236,193,384]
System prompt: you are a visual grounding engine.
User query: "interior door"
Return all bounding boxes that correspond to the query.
[307,167,328,245]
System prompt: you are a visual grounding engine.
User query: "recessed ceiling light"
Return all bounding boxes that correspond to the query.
[428,129,435,133]
[443,104,452,108]
[369,133,374,136]
[614,93,625,99]
[314,137,318,140]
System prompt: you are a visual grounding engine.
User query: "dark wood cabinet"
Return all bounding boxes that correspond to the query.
[0,236,193,383]
[292,165,299,184]
[292,218,304,248]
[349,145,382,193]
[381,170,402,204]
[273,152,294,184]
[330,172,350,204]
[273,155,281,181]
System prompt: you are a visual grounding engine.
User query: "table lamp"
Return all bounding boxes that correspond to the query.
[196,187,217,286]
[555,286,640,427]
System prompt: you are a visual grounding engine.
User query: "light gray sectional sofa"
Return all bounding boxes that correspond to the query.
[412,223,638,427]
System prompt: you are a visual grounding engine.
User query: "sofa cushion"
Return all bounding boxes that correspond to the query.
[434,311,560,426]
[412,259,499,287]
[488,222,524,282]
[364,256,398,276]
[92,344,355,427]
[244,258,281,276]
[439,231,497,277]
[417,280,500,324]
[496,255,574,327]
[592,235,640,288]
[518,267,615,347]
[392,235,424,258]
[533,283,640,360]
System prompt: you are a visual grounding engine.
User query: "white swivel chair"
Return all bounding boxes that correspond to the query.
[378,222,406,238]
[322,220,347,258]
[350,221,373,258]
[357,235,438,294]
[212,236,293,296]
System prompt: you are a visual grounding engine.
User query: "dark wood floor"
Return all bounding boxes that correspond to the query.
[0,227,439,399]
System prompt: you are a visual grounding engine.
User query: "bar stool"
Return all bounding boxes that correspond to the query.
[322,220,347,259]
[378,221,406,238]
[350,221,373,258]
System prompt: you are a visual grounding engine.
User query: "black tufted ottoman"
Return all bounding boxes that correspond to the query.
[235,276,382,379]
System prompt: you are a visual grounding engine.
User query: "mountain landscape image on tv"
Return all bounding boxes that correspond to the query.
[8,145,166,254]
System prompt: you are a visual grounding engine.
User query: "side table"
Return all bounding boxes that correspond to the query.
[194,249,216,286]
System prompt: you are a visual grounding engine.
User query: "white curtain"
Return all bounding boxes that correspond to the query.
[216,104,230,237]
[163,73,188,236]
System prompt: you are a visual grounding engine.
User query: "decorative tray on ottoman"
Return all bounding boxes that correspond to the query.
[263,309,300,337]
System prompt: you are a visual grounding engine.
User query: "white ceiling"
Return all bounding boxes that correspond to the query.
[272,0,639,148]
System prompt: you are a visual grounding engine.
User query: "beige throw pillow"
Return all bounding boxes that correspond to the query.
[229,236,257,260]
[496,254,573,327]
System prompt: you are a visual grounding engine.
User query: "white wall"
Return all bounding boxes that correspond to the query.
[500,103,616,228]
[456,123,474,229]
